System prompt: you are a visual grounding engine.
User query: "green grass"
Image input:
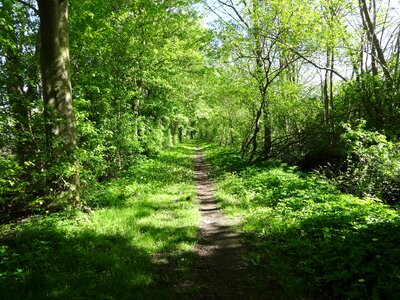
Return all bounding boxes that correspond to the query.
[0,144,200,299]
[202,143,400,299]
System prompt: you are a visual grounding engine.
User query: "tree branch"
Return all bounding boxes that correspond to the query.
[15,0,39,14]
[218,0,249,29]
[359,0,393,82]
[290,48,348,82]
[202,1,232,27]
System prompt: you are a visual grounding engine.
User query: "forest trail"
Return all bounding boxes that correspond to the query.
[193,148,248,299]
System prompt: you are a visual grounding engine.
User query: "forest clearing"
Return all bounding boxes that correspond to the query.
[1,0,400,299]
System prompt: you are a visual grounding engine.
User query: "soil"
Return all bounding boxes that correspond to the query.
[192,149,252,300]
[168,148,283,299]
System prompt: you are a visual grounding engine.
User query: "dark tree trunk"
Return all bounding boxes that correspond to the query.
[262,104,272,159]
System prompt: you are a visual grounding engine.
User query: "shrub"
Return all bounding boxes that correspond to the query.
[206,144,400,299]
[340,122,400,204]
[0,157,24,206]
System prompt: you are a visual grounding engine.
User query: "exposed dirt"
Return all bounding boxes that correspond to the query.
[161,148,284,299]
[192,149,253,299]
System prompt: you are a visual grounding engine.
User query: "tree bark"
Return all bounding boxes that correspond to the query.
[246,91,267,163]
[37,0,80,207]
[323,48,330,126]
[262,103,272,159]
[359,0,392,83]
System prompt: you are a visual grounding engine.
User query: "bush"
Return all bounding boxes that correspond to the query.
[205,144,400,299]
[340,122,400,204]
[0,157,24,206]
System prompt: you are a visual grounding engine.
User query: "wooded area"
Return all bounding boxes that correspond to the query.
[1,0,399,299]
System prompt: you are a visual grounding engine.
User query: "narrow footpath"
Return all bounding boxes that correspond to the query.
[193,148,247,299]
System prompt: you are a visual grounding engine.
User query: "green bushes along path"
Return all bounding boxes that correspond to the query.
[1,142,399,299]
[203,144,400,299]
[0,145,199,299]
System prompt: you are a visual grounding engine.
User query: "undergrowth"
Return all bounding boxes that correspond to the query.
[0,144,199,299]
[203,143,400,299]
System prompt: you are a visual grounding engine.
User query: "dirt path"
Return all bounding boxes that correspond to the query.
[193,148,248,299]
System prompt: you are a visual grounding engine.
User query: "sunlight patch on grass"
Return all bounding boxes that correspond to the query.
[0,144,200,299]
[203,144,400,299]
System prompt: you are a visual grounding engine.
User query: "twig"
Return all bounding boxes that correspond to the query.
[15,0,39,14]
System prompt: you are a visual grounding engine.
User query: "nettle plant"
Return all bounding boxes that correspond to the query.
[341,121,400,204]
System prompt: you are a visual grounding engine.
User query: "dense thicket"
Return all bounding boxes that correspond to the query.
[199,0,400,204]
[0,0,210,216]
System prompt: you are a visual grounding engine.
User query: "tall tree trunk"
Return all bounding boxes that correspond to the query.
[394,27,400,77]
[37,0,80,207]
[245,100,263,163]
[329,48,335,139]
[245,91,267,163]
[370,2,383,129]
[359,0,392,83]
[359,0,384,129]
[323,48,330,127]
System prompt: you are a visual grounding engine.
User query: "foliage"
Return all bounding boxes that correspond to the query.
[200,0,400,187]
[69,0,208,175]
[1,0,400,296]
[0,145,200,299]
[0,0,210,211]
[339,122,400,204]
[204,144,400,299]
[0,157,24,205]
[195,68,256,147]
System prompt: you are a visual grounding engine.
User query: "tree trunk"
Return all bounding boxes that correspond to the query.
[262,103,272,159]
[37,0,80,207]
[245,97,265,163]
[359,0,392,82]
[370,4,383,130]
[323,48,330,126]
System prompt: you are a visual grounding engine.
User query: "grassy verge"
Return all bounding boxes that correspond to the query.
[202,143,400,299]
[0,144,199,299]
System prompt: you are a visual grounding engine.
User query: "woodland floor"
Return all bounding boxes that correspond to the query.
[193,148,246,299]
[190,149,281,300]
[3,145,396,299]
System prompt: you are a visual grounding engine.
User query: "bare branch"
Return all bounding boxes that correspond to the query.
[218,0,249,29]
[295,50,348,82]
[218,2,246,29]
[15,0,38,14]
[202,1,230,26]
[270,35,349,82]
[269,56,302,84]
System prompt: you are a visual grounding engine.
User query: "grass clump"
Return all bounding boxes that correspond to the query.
[203,143,400,299]
[0,144,199,299]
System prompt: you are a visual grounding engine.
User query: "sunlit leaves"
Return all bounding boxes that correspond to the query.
[206,144,400,299]
[67,0,209,179]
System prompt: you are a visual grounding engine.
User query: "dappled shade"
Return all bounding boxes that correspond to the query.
[0,146,200,298]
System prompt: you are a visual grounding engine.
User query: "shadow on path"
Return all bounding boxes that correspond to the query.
[192,149,255,299]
